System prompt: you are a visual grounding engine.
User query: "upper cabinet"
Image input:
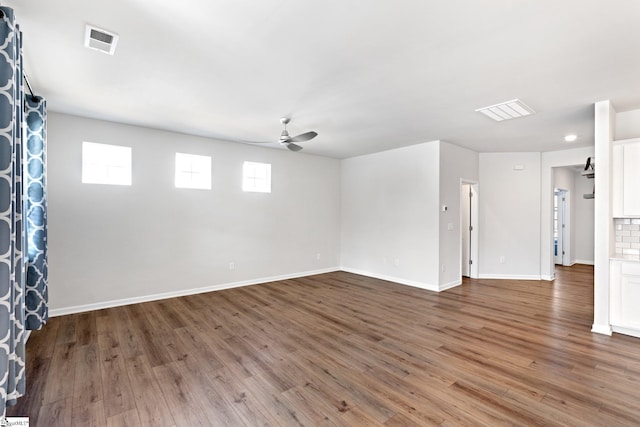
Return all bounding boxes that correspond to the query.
[613,138,640,217]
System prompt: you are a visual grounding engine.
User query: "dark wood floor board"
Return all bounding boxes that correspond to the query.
[171,359,245,427]
[124,304,173,368]
[71,400,106,427]
[10,264,640,426]
[72,343,103,410]
[37,398,72,427]
[76,311,98,346]
[96,333,136,419]
[293,348,398,423]
[105,408,142,427]
[54,313,78,346]
[339,404,389,426]
[151,361,213,426]
[104,306,143,360]
[122,355,175,427]
[242,372,318,427]
[280,386,345,426]
[172,325,224,374]
[42,342,75,405]
[206,366,282,426]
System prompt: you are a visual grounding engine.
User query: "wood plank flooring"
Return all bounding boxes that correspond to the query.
[8,265,640,426]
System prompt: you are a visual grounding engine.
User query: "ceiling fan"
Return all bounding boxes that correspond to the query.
[252,118,318,152]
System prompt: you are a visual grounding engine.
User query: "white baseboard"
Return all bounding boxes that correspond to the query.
[439,279,462,291]
[49,267,340,317]
[478,274,542,280]
[611,325,640,339]
[591,323,613,336]
[574,260,595,266]
[541,274,555,281]
[339,267,439,292]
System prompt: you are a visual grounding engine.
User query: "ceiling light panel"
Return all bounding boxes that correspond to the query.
[476,99,535,122]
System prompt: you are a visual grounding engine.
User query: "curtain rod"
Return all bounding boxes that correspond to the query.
[24,74,37,101]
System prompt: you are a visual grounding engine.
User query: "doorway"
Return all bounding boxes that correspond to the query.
[554,189,568,265]
[461,182,478,278]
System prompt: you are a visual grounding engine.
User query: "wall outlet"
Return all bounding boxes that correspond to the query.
[447,222,454,231]
[229,262,235,270]
[441,264,446,272]
[499,256,506,264]
[394,259,400,267]
[316,253,321,260]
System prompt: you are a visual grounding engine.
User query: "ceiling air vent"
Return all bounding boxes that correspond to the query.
[475,99,535,122]
[84,25,119,55]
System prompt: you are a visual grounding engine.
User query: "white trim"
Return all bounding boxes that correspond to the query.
[439,279,462,291]
[592,323,613,336]
[478,274,542,280]
[611,325,640,339]
[339,267,439,292]
[574,259,595,266]
[25,330,31,344]
[48,267,340,317]
[541,274,555,281]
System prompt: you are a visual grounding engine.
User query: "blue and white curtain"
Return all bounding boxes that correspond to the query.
[25,96,47,330]
[0,6,48,416]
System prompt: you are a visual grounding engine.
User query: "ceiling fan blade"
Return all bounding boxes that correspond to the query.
[288,131,318,143]
[286,143,303,152]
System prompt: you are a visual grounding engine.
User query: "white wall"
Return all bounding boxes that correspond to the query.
[478,152,541,279]
[574,171,595,264]
[340,141,440,289]
[439,141,478,287]
[47,112,341,313]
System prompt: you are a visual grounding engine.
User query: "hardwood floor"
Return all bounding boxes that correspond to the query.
[8,265,640,426]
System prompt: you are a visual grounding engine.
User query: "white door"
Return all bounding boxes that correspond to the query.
[554,190,566,265]
[461,184,472,277]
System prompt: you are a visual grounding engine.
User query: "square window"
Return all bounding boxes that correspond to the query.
[175,153,211,190]
[82,141,132,185]
[243,161,271,193]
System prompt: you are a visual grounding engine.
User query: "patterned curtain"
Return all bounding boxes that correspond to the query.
[0,6,31,416]
[25,96,47,330]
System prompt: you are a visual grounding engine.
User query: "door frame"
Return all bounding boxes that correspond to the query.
[554,189,570,266]
[460,179,479,279]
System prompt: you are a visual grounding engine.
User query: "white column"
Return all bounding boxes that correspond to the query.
[592,100,615,335]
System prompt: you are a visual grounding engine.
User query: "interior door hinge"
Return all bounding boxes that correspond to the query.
[469,260,473,265]
[469,226,473,231]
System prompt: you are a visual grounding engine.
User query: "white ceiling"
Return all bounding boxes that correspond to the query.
[7,0,640,158]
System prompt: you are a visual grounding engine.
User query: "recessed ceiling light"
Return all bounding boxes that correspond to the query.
[475,99,535,122]
[564,134,578,142]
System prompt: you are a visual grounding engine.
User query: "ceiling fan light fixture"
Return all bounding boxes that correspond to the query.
[476,99,535,122]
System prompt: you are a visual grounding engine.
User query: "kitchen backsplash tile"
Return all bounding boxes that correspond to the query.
[614,218,640,258]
